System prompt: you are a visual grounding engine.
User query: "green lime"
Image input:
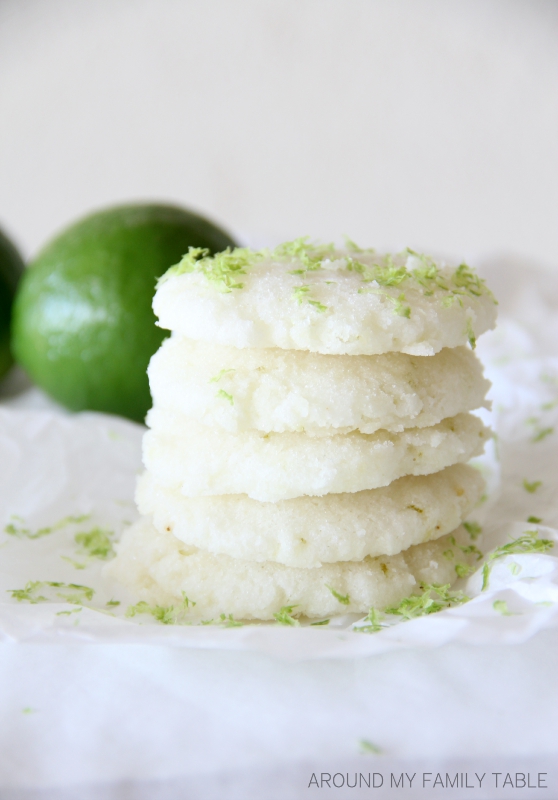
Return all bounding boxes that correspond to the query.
[0,226,25,381]
[11,203,237,421]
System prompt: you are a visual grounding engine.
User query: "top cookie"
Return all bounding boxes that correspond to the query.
[154,239,497,356]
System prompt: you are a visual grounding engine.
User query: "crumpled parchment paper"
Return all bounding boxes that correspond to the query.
[1,263,557,660]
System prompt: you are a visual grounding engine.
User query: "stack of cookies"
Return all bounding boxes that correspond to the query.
[107,241,496,622]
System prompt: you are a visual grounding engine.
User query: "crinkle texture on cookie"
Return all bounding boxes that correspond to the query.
[137,464,484,567]
[105,518,474,620]
[149,337,490,435]
[154,241,497,355]
[144,409,489,501]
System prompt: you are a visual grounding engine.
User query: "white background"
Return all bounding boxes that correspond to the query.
[0,0,557,268]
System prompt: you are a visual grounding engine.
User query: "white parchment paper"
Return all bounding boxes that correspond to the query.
[1,268,557,660]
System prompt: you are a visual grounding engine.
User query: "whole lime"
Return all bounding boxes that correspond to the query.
[0,226,25,381]
[11,204,237,421]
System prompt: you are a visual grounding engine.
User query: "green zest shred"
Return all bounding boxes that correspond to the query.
[292,284,328,313]
[209,368,235,384]
[60,556,86,570]
[359,740,383,755]
[523,479,542,493]
[126,601,177,625]
[8,581,94,605]
[75,527,114,560]
[463,521,482,540]
[355,584,469,634]
[216,389,234,405]
[4,514,89,540]
[219,613,243,628]
[354,608,385,633]
[274,605,300,626]
[481,530,554,590]
[532,427,554,443]
[347,257,408,287]
[126,592,196,625]
[385,583,469,619]
[493,600,513,616]
[275,237,335,269]
[159,247,253,292]
[465,319,476,350]
[56,607,82,617]
[326,585,350,605]
[459,544,484,560]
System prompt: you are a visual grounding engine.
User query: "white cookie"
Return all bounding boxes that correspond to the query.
[143,409,489,501]
[154,243,497,356]
[105,517,474,621]
[149,337,490,435]
[137,464,484,567]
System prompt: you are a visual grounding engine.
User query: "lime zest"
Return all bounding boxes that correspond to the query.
[75,527,114,560]
[56,607,82,616]
[125,591,195,625]
[4,514,90,540]
[219,613,243,628]
[523,479,542,493]
[292,284,328,313]
[394,293,411,318]
[126,601,177,625]
[172,610,243,627]
[342,236,372,254]
[325,585,350,605]
[160,246,251,292]
[209,368,235,384]
[8,580,94,605]
[465,318,476,350]
[273,237,336,271]
[359,739,383,755]
[160,238,334,290]
[357,286,411,317]
[481,530,554,591]
[493,600,514,616]
[463,521,482,540]
[307,298,328,312]
[293,285,310,303]
[532,427,554,443]
[347,257,408,287]
[216,389,234,405]
[459,543,484,561]
[274,605,300,626]
[159,241,495,314]
[8,581,48,603]
[310,618,330,626]
[354,584,469,635]
[354,608,385,633]
[385,583,469,619]
[527,516,542,524]
[60,556,87,570]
